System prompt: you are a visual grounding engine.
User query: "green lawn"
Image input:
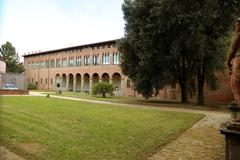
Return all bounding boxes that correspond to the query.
[0,96,203,160]
[40,91,226,110]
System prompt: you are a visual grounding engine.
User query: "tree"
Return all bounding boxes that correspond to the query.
[119,0,240,104]
[92,82,114,98]
[0,41,25,73]
[118,0,172,100]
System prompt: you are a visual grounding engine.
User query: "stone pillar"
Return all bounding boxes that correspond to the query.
[110,79,112,84]
[81,78,84,93]
[90,79,93,94]
[66,78,69,91]
[120,78,125,96]
[99,79,102,82]
[220,104,240,160]
[73,77,76,92]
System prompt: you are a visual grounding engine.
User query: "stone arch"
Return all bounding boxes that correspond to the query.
[112,73,122,96]
[83,73,90,93]
[102,73,110,82]
[68,73,74,91]
[75,73,81,92]
[55,74,61,88]
[92,73,99,85]
[62,73,67,88]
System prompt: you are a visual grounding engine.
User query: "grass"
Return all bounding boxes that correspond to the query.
[40,91,227,111]
[0,96,203,160]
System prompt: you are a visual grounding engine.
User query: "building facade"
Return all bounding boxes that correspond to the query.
[23,40,133,96]
[23,40,233,103]
[0,58,6,87]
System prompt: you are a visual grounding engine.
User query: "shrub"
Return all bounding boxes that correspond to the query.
[27,83,37,90]
[92,82,114,98]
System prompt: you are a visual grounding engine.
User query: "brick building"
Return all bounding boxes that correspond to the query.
[0,58,6,87]
[23,39,233,103]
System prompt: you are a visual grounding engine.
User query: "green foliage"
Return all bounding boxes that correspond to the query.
[92,82,114,98]
[27,83,37,90]
[1,96,203,160]
[0,41,25,73]
[119,0,240,104]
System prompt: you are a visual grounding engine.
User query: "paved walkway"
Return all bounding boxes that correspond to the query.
[1,92,230,160]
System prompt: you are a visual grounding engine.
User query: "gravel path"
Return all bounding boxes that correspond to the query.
[148,114,229,160]
[0,146,24,160]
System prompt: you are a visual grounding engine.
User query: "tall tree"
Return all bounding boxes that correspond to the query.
[0,42,25,73]
[118,0,240,104]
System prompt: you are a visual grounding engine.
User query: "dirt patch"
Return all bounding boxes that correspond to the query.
[17,143,47,154]
[0,146,24,160]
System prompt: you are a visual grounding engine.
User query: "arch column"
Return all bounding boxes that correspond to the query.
[121,78,125,96]
[81,78,84,93]
[66,78,69,91]
[73,77,76,92]
[90,79,93,94]
[110,79,112,84]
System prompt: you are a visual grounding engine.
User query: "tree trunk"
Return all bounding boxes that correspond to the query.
[197,67,205,105]
[179,80,187,103]
[103,92,106,98]
[179,51,188,103]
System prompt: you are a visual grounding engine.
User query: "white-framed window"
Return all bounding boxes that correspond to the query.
[56,59,61,68]
[84,55,90,66]
[113,51,120,64]
[69,57,74,67]
[62,58,68,67]
[40,61,44,68]
[45,60,49,68]
[92,54,99,66]
[76,56,81,66]
[31,62,35,68]
[50,60,55,68]
[36,62,39,68]
[102,52,110,65]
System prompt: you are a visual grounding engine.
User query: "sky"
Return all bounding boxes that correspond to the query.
[0,0,125,61]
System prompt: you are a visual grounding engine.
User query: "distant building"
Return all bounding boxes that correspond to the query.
[0,58,6,73]
[23,39,233,103]
[0,58,6,87]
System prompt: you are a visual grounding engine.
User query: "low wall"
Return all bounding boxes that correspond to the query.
[0,89,29,95]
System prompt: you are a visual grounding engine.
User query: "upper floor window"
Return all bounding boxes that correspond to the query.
[102,52,110,65]
[113,52,120,64]
[62,58,68,67]
[69,57,74,67]
[84,55,90,66]
[36,62,39,68]
[40,61,44,68]
[92,54,99,66]
[50,60,55,68]
[31,62,35,68]
[56,59,61,68]
[45,60,49,68]
[76,56,81,66]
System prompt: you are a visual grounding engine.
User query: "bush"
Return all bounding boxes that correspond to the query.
[27,83,37,90]
[92,82,114,98]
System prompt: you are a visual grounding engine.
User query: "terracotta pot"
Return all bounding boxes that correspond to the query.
[231,57,240,105]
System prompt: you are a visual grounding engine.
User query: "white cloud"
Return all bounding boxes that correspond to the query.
[0,0,125,61]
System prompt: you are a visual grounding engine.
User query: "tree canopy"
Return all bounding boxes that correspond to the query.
[118,0,240,104]
[0,42,25,73]
[92,82,114,98]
